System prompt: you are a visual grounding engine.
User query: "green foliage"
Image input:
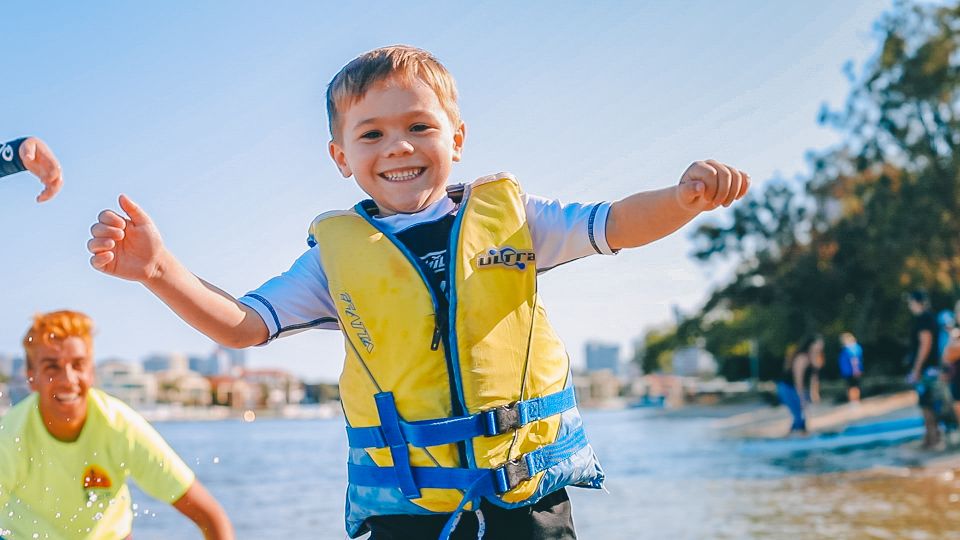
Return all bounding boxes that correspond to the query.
[639,1,960,379]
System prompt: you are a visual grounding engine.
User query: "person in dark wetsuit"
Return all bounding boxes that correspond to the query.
[776,334,824,434]
[906,290,943,449]
[1,136,63,202]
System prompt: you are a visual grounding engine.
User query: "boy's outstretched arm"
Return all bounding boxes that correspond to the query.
[87,195,269,348]
[606,160,749,250]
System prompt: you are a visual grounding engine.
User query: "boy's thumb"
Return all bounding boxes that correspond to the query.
[680,180,705,202]
[118,194,151,225]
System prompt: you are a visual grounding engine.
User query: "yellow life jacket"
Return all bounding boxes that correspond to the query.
[309,173,604,537]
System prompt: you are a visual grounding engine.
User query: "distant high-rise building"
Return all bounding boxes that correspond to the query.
[585,341,620,374]
[221,346,247,371]
[142,353,188,373]
[189,354,220,376]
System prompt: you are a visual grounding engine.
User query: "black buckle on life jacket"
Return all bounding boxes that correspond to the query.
[483,402,522,436]
[446,183,465,204]
[495,456,532,493]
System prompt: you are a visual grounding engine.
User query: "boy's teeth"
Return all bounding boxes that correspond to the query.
[383,168,422,181]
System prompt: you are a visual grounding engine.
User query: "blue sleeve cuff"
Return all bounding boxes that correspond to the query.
[239,294,280,343]
[0,138,27,178]
[589,202,618,255]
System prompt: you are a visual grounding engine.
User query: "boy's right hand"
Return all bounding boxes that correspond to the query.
[88,195,166,282]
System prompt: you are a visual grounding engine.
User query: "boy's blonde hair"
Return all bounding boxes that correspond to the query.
[326,45,460,140]
[22,310,94,368]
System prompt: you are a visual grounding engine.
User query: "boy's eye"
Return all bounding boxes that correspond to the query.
[359,130,382,140]
[410,124,431,133]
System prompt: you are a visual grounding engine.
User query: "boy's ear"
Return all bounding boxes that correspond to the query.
[452,121,466,162]
[328,140,353,178]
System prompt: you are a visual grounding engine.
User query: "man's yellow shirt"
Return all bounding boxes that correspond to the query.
[0,389,195,539]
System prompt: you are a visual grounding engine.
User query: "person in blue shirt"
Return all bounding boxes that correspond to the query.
[838,332,863,403]
[1,136,63,202]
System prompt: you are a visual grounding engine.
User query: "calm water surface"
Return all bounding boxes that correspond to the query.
[128,409,960,539]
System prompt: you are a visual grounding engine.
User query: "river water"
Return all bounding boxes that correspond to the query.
[128,408,960,539]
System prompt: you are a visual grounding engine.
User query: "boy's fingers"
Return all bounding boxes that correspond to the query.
[118,194,152,226]
[706,159,732,205]
[87,237,116,253]
[90,251,115,270]
[737,170,751,199]
[98,209,127,229]
[723,168,742,207]
[91,222,125,241]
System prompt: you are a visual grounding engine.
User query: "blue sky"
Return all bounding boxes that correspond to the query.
[1,1,891,381]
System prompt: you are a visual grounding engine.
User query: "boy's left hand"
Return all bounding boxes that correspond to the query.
[676,160,749,212]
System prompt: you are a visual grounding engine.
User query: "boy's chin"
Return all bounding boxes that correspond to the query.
[383,193,445,215]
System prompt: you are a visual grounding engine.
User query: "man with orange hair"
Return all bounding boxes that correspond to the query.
[0,310,234,539]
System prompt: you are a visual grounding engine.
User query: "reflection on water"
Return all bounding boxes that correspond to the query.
[128,409,960,539]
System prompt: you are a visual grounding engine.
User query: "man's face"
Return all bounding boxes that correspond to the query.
[329,77,465,216]
[908,298,923,315]
[27,336,94,427]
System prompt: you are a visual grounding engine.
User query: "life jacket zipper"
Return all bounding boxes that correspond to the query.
[431,319,442,351]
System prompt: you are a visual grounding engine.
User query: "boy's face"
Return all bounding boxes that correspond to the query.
[329,77,465,216]
[27,336,94,437]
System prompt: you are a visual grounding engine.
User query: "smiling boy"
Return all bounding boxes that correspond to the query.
[87,45,749,539]
[0,311,234,539]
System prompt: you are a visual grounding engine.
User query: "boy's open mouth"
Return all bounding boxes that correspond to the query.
[379,167,425,182]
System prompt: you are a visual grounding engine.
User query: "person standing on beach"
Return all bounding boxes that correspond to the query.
[777,335,824,434]
[906,290,942,449]
[838,332,863,403]
[1,136,63,202]
[0,310,234,539]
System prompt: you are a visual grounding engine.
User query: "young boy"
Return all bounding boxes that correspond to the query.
[1,136,63,202]
[0,310,234,539]
[837,332,863,403]
[87,46,749,539]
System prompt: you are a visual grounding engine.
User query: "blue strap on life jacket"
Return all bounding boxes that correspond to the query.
[348,422,589,539]
[345,386,577,449]
[374,392,421,499]
[347,427,587,495]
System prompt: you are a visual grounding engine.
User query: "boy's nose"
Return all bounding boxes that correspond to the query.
[384,138,415,158]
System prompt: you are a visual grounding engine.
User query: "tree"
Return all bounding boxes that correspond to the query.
[638,2,960,379]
